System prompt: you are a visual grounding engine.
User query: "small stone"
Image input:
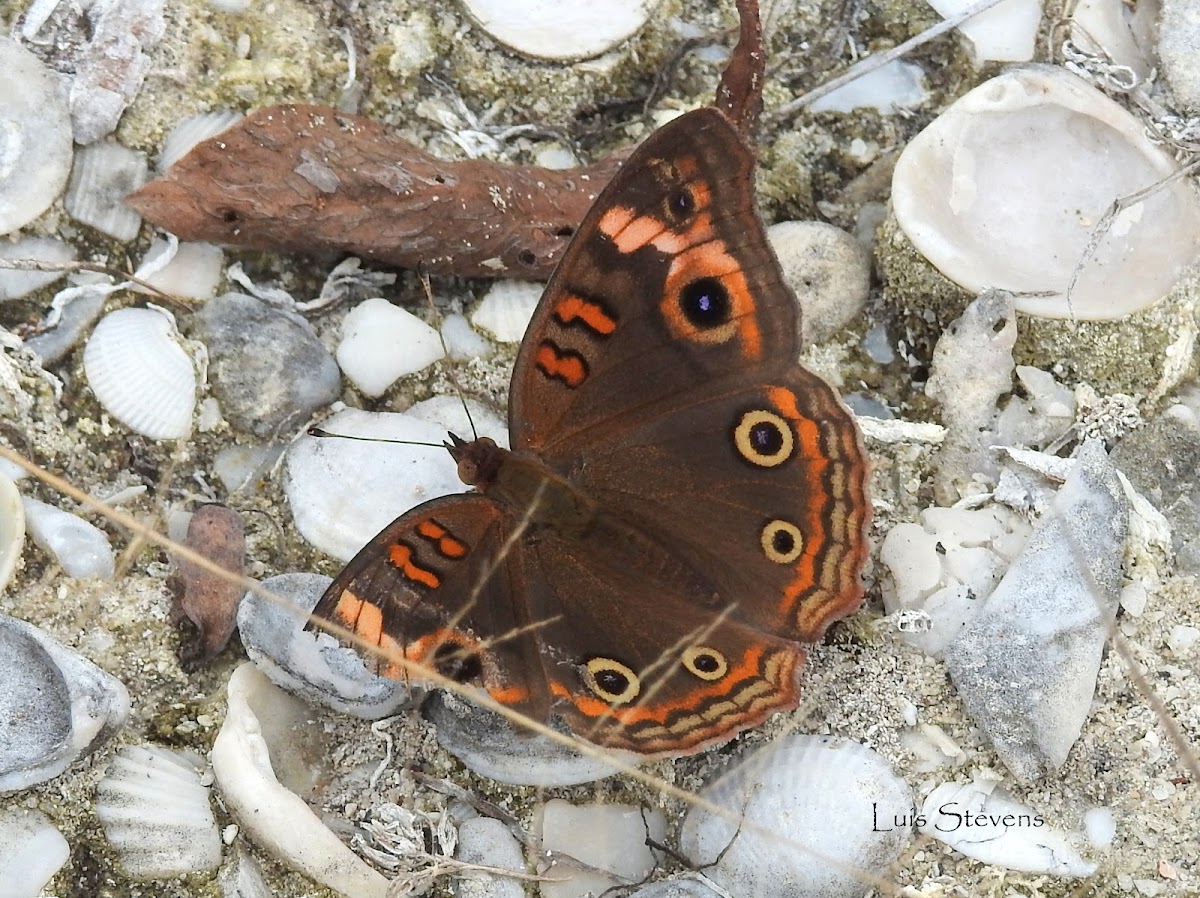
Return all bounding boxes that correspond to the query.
[943,440,1128,781]
[453,817,525,898]
[766,221,870,347]
[190,292,340,438]
[336,297,445,397]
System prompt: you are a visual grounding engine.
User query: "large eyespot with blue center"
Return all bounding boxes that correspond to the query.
[733,410,795,468]
[583,657,640,705]
[761,519,804,564]
[679,277,731,330]
[682,646,728,681]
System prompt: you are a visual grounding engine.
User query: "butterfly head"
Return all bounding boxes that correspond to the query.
[445,434,505,489]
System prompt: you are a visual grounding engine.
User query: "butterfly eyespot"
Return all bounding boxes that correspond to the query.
[665,187,695,221]
[433,640,484,683]
[733,410,795,468]
[678,278,731,330]
[761,519,804,564]
[583,657,640,705]
[682,646,728,681]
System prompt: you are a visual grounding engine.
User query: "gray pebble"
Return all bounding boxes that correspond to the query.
[190,292,340,437]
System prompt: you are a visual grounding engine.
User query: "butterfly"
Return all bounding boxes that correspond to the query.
[311,105,870,757]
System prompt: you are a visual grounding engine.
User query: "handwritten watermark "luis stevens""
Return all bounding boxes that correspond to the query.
[873,803,1046,833]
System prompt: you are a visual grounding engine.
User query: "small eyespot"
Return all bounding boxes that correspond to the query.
[682,646,728,681]
[761,519,804,564]
[433,640,483,683]
[583,657,640,705]
[665,187,695,220]
[733,410,795,467]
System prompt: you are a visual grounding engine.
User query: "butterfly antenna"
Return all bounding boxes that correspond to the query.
[417,267,480,441]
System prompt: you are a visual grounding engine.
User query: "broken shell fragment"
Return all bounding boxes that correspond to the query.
[892,65,1200,319]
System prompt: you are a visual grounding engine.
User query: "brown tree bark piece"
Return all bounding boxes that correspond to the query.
[169,504,246,667]
[127,105,626,280]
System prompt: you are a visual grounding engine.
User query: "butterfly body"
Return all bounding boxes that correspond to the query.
[313,107,870,757]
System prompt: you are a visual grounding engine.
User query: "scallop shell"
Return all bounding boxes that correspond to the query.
[62,139,148,242]
[469,280,541,343]
[0,36,73,236]
[158,110,243,171]
[0,472,25,593]
[95,744,222,880]
[83,307,197,440]
[459,0,662,62]
[679,736,912,898]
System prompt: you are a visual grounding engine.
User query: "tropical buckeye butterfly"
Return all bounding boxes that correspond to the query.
[311,106,870,757]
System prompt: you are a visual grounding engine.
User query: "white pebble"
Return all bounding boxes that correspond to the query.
[459,0,663,62]
[0,237,76,301]
[0,808,70,898]
[441,312,493,361]
[336,297,445,396]
[133,238,224,300]
[21,496,115,580]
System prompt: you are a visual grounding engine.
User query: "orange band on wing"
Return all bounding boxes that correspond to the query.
[416,519,468,559]
[554,295,617,336]
[535,343,588,387]
[388,543,441,588]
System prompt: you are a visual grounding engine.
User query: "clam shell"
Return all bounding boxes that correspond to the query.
[95,744,222,880]
[459,0,662,62]
[83,307,197,440]
[158,110,243,171]
[680,736,912,898]
[469,280,541,343]
[891,65,1200,319]
[0,36,73,236]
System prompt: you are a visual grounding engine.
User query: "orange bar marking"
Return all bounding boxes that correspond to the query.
[418,519,467,558]
[535,344,587,388]
[554,295,617,335]
[388,543,441,589]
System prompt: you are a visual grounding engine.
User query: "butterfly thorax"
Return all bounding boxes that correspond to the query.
[447,434,596,539]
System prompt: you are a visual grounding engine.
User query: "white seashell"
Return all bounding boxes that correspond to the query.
[0,236,76,301]
[892,65,1200,319]
[68,0,165,144]
[84,307,197,440]
[132,238,224,300]
[1158,0,1200,111]
[158,110,243,171]
[459,0,663,62]
[766,221,870,346]
[680,736,912,898]
[534,800,666,898]
[0,807,70,898]
[920,778,1096,875]
[925,0,1041,63]
[0,472,25,592]
[212,663,389,898]
[0,37,73,236]
[63,140,149,242]
[1069,0,1152,83]
[336,297,446,397]
[0,613,130,793]
[95,744,222,880]
[21,496,115,580]
[284,407,504,562]
[470,280,541,343]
